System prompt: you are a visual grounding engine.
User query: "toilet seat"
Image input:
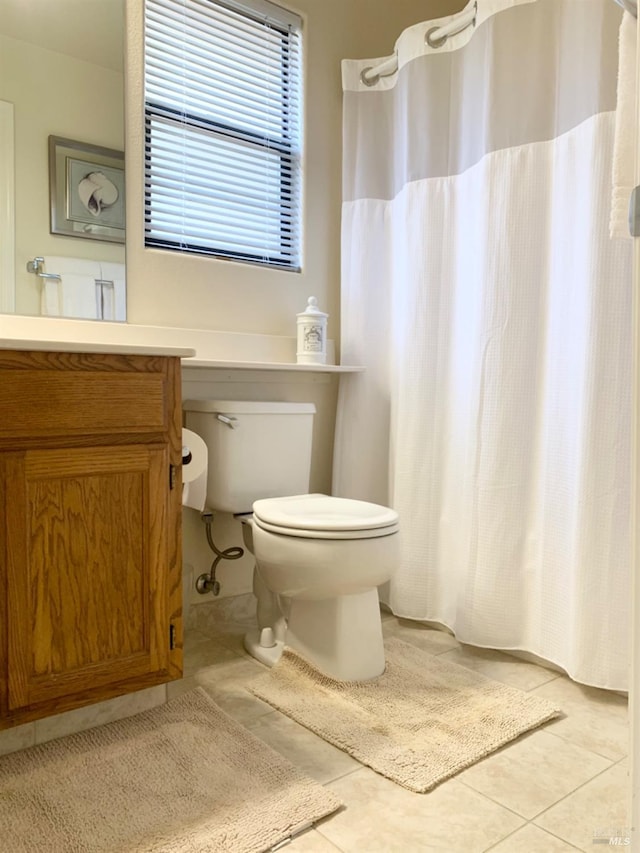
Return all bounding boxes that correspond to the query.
[252,494,399,540]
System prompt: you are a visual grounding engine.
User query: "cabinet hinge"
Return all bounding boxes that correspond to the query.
[169,464,176,490]
[169,623,177,650]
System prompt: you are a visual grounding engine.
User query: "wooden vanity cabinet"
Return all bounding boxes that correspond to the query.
[0,350,183,728]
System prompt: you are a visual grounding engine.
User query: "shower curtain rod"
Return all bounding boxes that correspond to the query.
[361,0,636,86]
[614,0,638,17]
[361,2,477,86]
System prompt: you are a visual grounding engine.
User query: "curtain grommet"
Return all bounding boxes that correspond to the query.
[361,67,380,87]
[425,27,448,49]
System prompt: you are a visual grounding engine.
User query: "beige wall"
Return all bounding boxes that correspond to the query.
[125,0,463,349]
[0,34,125,316]
[347,0,467,56]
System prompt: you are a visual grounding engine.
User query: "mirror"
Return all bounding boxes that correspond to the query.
[0,0,125,320]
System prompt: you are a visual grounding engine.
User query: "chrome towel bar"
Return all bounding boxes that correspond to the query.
[26,257,61,281]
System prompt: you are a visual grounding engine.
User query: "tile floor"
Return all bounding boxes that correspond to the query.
[172,606,630,853]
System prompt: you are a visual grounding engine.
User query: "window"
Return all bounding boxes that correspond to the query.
[144,0,302,270]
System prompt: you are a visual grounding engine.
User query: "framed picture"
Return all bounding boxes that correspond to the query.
[49,136,125,244]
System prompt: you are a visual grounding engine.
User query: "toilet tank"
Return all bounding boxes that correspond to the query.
[183,400,316,513]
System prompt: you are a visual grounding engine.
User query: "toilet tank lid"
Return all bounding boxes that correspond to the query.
[183,400,316,415]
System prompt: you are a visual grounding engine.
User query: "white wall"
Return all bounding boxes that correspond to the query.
[0,34,125,316]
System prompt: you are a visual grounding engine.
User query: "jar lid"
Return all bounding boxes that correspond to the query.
[297,296,328,319]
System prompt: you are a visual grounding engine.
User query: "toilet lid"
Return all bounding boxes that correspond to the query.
[252,494,399,534]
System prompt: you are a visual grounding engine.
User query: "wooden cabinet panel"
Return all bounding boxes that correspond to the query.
[0,351,170,444]
[0,351,183,728]
[6,446,170,710]
[0,372,167,439]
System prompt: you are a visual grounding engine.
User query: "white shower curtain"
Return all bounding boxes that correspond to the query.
[335,0,633,690]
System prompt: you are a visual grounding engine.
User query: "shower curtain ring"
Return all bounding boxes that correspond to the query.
[425,27,448,49]
[361,67,380,87]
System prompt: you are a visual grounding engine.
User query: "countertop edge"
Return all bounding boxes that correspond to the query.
[0,338,195,357]
[181,359,364,373]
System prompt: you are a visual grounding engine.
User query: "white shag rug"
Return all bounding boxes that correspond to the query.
[0,688,341,853]
[250,637,562,793]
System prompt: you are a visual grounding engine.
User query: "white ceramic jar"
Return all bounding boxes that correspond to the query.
[296,296,328,364]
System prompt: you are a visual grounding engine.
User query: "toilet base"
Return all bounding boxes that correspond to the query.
[286,588,385,681]
[243,628,284,667]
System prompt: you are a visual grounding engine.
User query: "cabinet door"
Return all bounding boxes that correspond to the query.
[5,444,172,710]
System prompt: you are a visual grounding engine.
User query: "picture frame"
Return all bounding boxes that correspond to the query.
[49,136,125,244]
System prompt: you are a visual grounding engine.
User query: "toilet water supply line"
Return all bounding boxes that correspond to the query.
[195,511,244,596]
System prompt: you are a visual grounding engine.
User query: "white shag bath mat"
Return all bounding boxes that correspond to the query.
[250,637,561,793]
[0,687,341,853]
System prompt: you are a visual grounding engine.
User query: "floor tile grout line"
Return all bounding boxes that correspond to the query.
[480,819,585,852]
[385,634,566,689]
[541,724,627,764]
[530,759,630,831]
[455,740,617,825]
[320,763,365,787]
[455,773,539,823]
[314,818,349,852]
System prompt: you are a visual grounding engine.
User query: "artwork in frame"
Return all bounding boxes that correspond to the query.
[49,136,125,244]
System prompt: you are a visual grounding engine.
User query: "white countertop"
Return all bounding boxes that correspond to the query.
[0,315,364,372]
[0,316,194,358]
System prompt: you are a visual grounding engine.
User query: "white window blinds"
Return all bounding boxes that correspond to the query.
[144,0,302,270]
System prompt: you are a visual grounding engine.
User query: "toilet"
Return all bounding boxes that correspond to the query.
[183,400,399,681]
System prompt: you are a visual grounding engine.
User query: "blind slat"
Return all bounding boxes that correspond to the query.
[144,0,302,268]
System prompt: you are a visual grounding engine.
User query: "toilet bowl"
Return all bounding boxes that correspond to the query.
[243,494,399,681]
[182,400,400,682]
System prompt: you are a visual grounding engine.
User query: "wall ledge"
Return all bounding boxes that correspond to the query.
[0,315,363,371]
